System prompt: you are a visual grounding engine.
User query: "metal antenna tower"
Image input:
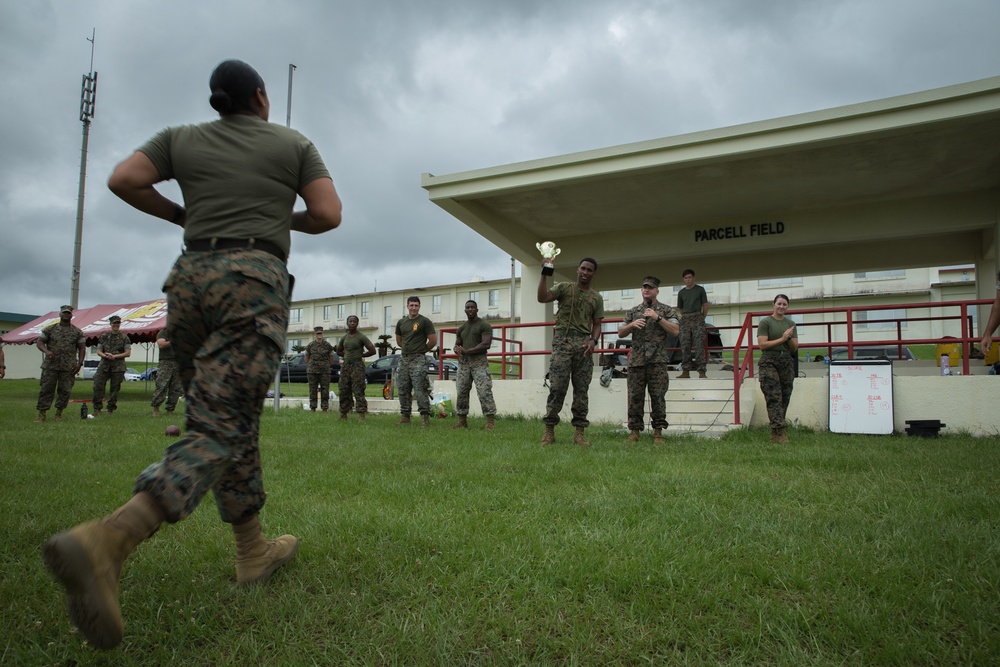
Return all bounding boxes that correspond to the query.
[70,28,98,309]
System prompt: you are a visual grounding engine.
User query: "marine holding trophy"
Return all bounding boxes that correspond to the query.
[536,242,604,447]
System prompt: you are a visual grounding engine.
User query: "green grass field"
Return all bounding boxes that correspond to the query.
[3,379,999,665]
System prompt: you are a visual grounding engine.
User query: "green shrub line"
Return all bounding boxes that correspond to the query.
[2,379,998,665]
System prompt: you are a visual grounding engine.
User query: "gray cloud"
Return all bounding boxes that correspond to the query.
[2,0,998,315]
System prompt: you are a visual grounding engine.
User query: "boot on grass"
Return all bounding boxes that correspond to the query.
[34,410,46,423]
[398,415,411,426]
[452,415,468,429]
[573,427,591,447]
[421,415,430,428]
[653,428,664,445]
[769,427,780,443]
[484,415,495,431]
[358,412,366,423]
[540,424,555,446]
[626,430,641,443]
[42,492,163,650]
[233,515,298,587]
[152,406,160,417]
[775,427,789,444]
[339,413,348,421]
[54,410,63,422]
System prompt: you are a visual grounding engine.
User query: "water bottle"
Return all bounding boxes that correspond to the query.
[805,352,811,363]
[80,403,88,419]
[940,353,951,376]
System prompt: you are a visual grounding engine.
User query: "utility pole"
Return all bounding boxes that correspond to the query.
[70,29,97,309]
[286,63,296,127]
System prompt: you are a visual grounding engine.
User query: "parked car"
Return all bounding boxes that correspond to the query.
[364,353,459,384]
[124,368,143,381]
[276,352,341,383]
[81,359,100,379]
[138,367,158,382]
[829,345,915,361]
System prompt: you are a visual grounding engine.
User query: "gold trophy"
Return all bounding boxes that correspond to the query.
[536,241,561,276]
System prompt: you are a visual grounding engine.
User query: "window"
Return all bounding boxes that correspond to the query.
[469,291,479,304]
[289,308,302,324]
[856,308,908,331]
[673,283,714,293]
[855,270,904,280]
[361,301,369,318]
[599,291,610,300]
[384,306,392,336]
[322,305,331,321]
[432,295,442,313]
[286,338,303,353]
[337,304,346,320]
[488,289,499,308]
[621,289,633,297]
[758,277,803,288]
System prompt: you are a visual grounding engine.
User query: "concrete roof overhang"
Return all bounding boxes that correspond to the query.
[422,76,1000,289]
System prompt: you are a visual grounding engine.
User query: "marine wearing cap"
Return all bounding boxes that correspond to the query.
[642,276,661,289]
[60,305,74,314]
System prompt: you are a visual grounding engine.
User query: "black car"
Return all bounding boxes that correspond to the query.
[276,352,341,383]
[364,353,459,384]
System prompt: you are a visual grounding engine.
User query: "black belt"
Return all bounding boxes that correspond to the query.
[185,238,286,263]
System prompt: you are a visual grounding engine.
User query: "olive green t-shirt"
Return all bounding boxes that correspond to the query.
[338,332,373,363]
[757,316,796,356]
[456,319,493,356]
[551,282,604,336]
[138,115,330,259]
[396,315,436,355]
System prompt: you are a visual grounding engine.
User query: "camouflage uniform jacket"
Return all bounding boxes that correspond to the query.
[305,339,335,373]
[622,302,679,367]
[39,322,85,372]
[96,331,132,373]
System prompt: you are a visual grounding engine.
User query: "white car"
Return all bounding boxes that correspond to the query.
[124,369,142,382]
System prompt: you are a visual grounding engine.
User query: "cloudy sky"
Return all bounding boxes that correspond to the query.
[1,0,998,316]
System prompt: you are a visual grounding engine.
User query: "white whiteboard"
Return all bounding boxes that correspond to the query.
[828,360,894,434]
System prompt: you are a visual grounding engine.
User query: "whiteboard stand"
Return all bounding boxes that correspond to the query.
[828,360,894,434]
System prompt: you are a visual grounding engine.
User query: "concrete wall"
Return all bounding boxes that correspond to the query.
[341,371,999,436]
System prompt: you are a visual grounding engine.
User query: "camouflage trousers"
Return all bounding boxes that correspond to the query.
[338,360,367,415]
[627,363,670,431]
[679,312,707,372]
[759,353,794,429]
[455,354,496,417]
[134,249,289,524]
[308,371,331,410]
[36,369,77,412]
[544,331,594,428]
[92,368,125,413]
[397,353,431,417]
[151,359,183,412]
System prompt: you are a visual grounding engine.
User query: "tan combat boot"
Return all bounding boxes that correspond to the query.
[626,430,641,443]
[775,427,789,444]
[540,424,555,446]
[421,415,430,428]
[152,406,160,417]
[398,415,411,426]
[653,428,664,445]
[233,515,298,587]
[93,408,102,417]
[698,371,708,379]
[573,427,591,447]
[42,493,163,650]
[339,413,348,421]
[358,412,366,423]
[54,410,63,422]
[452,415,468,429]
[769,428,780,443]
[34,410,46,422]
[484,415,495,431]
[677,371,690,379]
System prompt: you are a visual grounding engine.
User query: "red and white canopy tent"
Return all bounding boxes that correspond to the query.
[1,299,168,347]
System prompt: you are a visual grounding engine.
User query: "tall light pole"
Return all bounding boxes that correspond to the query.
[70,29,97,309]
[286,63,296,127]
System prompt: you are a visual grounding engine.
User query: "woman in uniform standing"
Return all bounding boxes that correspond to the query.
[757,294,797,443]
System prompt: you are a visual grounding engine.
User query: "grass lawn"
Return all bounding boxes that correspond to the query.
[2,379,999,665]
